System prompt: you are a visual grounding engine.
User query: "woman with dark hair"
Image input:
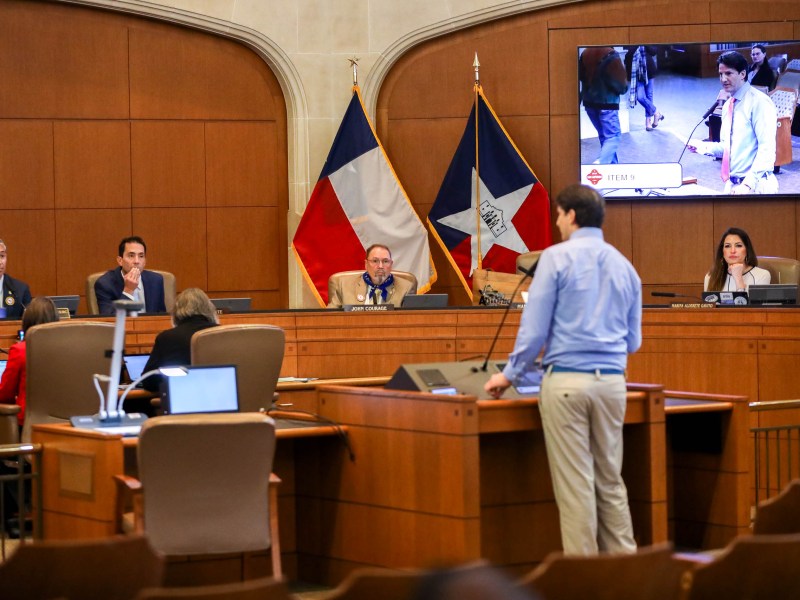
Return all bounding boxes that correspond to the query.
[138,288,218,398]
[704,227,771,291]
[0,297,59,426]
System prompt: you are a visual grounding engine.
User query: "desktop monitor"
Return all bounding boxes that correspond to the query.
[210,298,252,313]
[47,295,80,316]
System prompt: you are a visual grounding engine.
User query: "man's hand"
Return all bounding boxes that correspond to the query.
[484,372,512,399]
[123,267,141,294]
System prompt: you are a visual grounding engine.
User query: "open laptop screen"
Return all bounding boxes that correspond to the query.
[162,365,239,415]
[0,359,7,380]
[123,354,150,383]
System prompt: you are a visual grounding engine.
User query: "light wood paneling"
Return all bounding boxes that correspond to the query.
[207,207,280,293]
[133,208,209,291]
[0,121,54,209]
[714,199,796,259]
[131,122,206,208]
[55,209,132,298]
[206,122,278,207]
[128,23,275,121]
[54,121,132,209]
[0,0,130,119]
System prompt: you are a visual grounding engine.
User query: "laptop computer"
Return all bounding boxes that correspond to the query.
[401,294,449,309]
[0,359,7,380]
[702,290,749,305]
[161,364,239,415]
[123,353,151,386]
[47,295,80,316]
[211,298,252,313]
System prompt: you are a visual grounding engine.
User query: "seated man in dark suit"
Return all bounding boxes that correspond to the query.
[327,244,414,308]
[95,236,166,315]
[0,238,32,319]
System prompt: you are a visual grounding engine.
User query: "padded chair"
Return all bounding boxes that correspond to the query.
[753,478,800,535]
[327,270,418,305]
[0,404,20,445]
[191,324,285,413]
[0,534,164,600]
[516,250,543,275]
[114,413,282,584]
[521,544,691,600]
[685,533,800,599]
[86,269,177,315]
[22,321,115,443]
[786,58,800,73]
[756,256,800,285]
[134,577,290,600]
[769,87,798,166]
[768,54,788,77]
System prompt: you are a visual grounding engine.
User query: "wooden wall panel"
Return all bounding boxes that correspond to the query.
[207,207,280,293]
[128,24,275,121]
[0,0,288,309]
[0,0,130,119]
[632,201,713,284]
[0,121,54,210]
[133,208,209,290]
[131,122,206,208]
[714,200,796,260]
[53,121,132,209]
[0,211,57,296]
[55,209,132,297]
[206,122,277,207]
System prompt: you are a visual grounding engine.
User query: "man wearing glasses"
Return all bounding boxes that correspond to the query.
[327,244,414,308]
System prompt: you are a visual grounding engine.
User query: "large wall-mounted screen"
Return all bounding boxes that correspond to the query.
[578,42,800,199]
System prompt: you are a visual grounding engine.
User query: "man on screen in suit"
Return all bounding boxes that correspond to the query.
[327,244,414,308]
[94,236,166,315]
[0,239,32,319]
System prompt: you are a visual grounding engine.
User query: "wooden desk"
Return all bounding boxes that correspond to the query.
[31,419,345,580]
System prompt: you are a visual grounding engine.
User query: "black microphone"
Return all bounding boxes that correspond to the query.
[473,258,539,373]
[701,99,722,120]
[651,291,705,302]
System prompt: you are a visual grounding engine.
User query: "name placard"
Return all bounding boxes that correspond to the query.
[669,303,715,309]
[343,304,395,312]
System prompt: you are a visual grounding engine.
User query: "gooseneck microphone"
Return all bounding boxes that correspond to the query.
[702,99,723,120]
[676,99,723,164]
[651,291,705,302]
[473,259,539,373]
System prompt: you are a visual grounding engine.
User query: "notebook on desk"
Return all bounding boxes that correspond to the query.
[161,364,239,415]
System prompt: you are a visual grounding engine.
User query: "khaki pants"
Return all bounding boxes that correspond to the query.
[539,369,637,555]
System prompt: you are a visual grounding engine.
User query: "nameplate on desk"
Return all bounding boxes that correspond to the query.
[56,307,71,319]
[669,303,715,309]
[343,304,395,312]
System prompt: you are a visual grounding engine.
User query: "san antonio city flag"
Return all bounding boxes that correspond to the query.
[428,85,552,295]
[292,86,436,306]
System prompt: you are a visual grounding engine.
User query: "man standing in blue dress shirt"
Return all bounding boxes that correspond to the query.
[485,184,642,556]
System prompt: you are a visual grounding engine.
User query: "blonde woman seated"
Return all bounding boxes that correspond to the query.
[704,227,771,292]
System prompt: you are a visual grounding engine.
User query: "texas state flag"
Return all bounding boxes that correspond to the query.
[292,86,436,306]
[428,87,552,295]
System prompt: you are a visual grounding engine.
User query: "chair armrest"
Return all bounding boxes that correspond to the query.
[0,404,21,416]
[114,474,144,534]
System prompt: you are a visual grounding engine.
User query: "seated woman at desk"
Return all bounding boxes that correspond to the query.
[0,297,59,428]
[704,227,771,292]
[139,288,218,397]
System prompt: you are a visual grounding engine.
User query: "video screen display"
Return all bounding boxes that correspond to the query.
[578,41,800,199]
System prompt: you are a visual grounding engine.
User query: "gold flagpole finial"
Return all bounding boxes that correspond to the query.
[473,52,480,85]
[348,58,360,86]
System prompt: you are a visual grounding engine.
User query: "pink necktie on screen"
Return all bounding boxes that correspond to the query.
[720,98,735,181]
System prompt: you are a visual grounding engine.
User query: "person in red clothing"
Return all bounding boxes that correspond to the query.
[0,297,59,428]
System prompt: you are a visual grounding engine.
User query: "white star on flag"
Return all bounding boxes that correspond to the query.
[437,168,532,273]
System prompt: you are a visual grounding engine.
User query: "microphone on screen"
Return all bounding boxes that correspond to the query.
[473,258,539,374]
[701,99,723,120]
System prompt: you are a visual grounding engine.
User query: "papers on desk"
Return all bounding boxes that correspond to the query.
[278,377,319,383]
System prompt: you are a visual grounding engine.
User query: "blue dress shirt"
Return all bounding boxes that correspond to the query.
[502,228,642,385]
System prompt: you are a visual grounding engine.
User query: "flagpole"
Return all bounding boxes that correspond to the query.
[473,52,482,270]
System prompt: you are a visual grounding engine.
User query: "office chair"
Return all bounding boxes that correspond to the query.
[191,324,285,413]
[22,321,114,443]
[114,413,282,585]
[769,87,798,167]
[515,250,542,275]
[521,543,690,600]
[0,535,163,600]
[86,269,177,314]
[0,405,20,445]
[327,270,418,304]
[756,256,800,285]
